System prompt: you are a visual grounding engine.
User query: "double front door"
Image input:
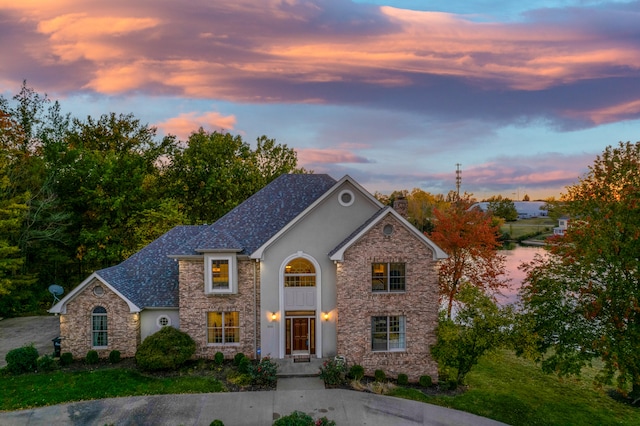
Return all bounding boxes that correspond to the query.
[285,315,316,355]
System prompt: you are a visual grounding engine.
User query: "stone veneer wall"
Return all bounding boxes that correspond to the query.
[60,280,140,359]
[336,215,440,382]
[179,258,260,360]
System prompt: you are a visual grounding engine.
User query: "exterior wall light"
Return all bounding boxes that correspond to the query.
[323,312,329,321]
[271,312,277,321]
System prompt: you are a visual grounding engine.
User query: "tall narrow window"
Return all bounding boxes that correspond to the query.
[284,258,316,287]
[205,254,237,294]
[211,259,229,290]
[207,311,240,344]
[371,316,405,351]
[92,306,108,348]
[371,262,405,292]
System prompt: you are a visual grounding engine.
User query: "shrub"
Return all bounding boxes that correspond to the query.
[233,352,246,366]
[5,345,39,374]
[85,350,99,365]
[109,350,121,364]
[238,356,251,374]
[273,411,335,426]
[59,352,74,366]
[374,369,386,383]
[419,375,433,387]
[348,364,364,381]
[318,358,345,387]
[135,326,196,371]
[210,420,224,426]
[397,373,408,386]
[446,378,458,390]
[36,354,57,372]
[248,357,278,387]
[214,352,224,366]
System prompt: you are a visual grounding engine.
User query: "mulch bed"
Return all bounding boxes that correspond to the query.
[59,358,465,396]
[58,358,276,392]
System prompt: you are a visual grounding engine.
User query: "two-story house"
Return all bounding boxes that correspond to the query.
[50,174,447,380]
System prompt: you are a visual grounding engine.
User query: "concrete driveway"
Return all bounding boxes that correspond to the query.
[0,316,60,367]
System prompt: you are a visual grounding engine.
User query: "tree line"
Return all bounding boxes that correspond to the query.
[0,83,303,317]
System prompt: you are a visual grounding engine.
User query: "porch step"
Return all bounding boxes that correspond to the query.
[274,357,323,377]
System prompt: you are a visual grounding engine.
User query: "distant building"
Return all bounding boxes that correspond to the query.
[554,216,569,236]
[471,201,548,218]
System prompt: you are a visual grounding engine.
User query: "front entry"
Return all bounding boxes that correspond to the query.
[285,313,316,355]
[293,318,308,351]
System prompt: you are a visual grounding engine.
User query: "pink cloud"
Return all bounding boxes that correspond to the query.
[297,148,371,165]
[2,1,636,98]
[156,111,237,141]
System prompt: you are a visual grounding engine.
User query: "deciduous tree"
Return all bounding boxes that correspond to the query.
[429,200,508,319]
[431,283,513,384]
[165,130,302,224]
[519,141,640,401]
[486,195,518,221]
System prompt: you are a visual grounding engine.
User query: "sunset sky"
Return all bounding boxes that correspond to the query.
[1,0,639,199]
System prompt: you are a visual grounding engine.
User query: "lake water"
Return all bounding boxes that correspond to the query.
[497,245,546,306]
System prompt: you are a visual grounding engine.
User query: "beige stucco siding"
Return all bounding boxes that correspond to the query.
[336,214,440,382]
[258,181,381,358]
[140,309,180,341]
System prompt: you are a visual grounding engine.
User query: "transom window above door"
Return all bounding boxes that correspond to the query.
[284,258,316,287]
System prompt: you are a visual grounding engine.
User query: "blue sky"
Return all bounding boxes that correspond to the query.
[1,0,639,199]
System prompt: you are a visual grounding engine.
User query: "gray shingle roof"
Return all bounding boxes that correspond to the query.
[173,173,337,256]
[96,174,337,308]
[96,225,208,308]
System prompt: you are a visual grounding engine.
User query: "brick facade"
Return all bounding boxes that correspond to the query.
[178,258,260,360]
[335,215,440,382]
[59,280,140,359]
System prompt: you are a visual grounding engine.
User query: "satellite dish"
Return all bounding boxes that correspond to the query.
[49,284,64,304]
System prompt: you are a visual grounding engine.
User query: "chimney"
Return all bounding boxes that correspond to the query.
[393,196,408,219]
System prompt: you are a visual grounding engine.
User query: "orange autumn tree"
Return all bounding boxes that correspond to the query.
[429,201,509,319]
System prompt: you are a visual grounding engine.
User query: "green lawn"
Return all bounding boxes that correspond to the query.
[389,350,640,426]
[0,368,225,411]
[501,218,556,240]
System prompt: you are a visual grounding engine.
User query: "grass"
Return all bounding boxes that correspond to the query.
[0,368,225,411]
[501,217,556,240]
[389,350,640,426]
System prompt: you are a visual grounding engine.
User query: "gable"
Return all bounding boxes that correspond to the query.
[329,208,448,262]
[251,175,384,259]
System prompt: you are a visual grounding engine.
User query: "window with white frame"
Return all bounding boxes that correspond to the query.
[372,262,405,292]
[207,311,240,344]
[204,254,237,294]
[92,306,108,348]
[371,315,406,351]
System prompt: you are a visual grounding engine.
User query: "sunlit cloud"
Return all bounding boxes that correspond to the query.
[297,148,373,165]
[156,111,237,141]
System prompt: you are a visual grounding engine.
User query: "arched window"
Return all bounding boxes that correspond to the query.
[92,306,108,348]
[284,258,316,287]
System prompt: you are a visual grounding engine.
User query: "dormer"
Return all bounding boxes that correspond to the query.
[203,252,239,294]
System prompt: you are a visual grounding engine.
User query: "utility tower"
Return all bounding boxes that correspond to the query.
[456,163,462,199]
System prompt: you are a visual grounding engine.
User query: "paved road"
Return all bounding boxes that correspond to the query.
[0,316,59,367]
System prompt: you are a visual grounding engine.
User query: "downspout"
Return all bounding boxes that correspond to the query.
[254,260,258,359]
